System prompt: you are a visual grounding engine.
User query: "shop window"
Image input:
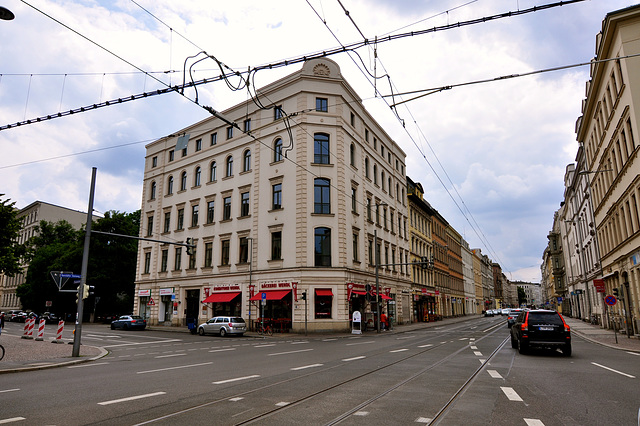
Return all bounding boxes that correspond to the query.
[315,289,333,319]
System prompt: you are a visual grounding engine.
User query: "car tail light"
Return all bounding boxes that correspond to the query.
[521,313,529,332]
[560,315,570,332]
[228,322,233,328]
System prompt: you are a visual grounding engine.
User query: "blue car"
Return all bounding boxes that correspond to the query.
[111,315,147,330]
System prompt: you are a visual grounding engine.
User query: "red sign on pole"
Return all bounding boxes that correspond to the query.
[593,279,605,293]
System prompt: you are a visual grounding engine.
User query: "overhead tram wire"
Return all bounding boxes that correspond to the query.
[4,0,582,132]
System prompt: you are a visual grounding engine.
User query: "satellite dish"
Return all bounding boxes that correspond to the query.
[0,6,15,20]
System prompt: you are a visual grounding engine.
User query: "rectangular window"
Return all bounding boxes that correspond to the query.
[315,227,331,267]
[147,216,153,236]
[316,97,328,112]
[182,147,187,157]
[241,192,250,217]
[144,252,151,274]
[314,133,330,164]
[271,231,282,260]
[351,187,357,213]
[195,138,202,152]
[191,205,199,227]
[174,247,182,270]
[169,150,174,162]
[204,242,213,267]
[207,201,215,224]
[226,126,233,139]
[177,208,184,230]
[274,105,283,120]
[272,183,282,210]
[189,247,196,269]
[367,198,372,221]
[152,156,158,167]
[211,132,217,146]
[314,291,333,319]
[239,237,249,263]
[314,178,331,214]
[160,249,168,272]
[390,211,395,233]
[164,212,171,233]
[365,129,369,142]
[221,240,230,265]
[353,233,359,262]
[243,119,251,133]
[223,197,232,220]
[350,112,355,126]
[368,239,373,266]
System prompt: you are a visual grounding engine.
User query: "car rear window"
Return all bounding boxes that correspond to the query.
[231,317,245,323]
[131,315,144,320]
[528,312,563,325]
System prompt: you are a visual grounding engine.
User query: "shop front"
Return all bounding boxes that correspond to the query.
[348,282,393,331]
[202,284,242,317]
[138,289,151,320]
[248,281,295,332]
[414,289,438,322]
[159,288,174,324]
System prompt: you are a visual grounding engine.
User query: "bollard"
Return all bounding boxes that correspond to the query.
[21,318,31,339]
[35,318,46,341]
[27,317,35,337]
[52,320,65,343]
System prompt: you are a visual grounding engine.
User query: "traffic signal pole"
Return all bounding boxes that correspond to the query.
[73,167,96,357]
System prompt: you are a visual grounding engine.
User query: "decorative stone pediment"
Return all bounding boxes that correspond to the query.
[313,63,331,77]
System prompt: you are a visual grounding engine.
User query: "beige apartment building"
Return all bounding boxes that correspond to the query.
[0,201,87,310]
[135,58,411,333]
[575,4,640,335]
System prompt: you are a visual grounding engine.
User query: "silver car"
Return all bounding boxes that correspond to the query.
[198,316,246,337]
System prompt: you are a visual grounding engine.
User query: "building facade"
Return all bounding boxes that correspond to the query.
[134,58,412,332]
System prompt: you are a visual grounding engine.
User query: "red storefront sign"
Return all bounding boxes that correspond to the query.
[593,279,605,293]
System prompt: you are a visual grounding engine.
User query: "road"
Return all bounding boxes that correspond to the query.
[1,316,639,425]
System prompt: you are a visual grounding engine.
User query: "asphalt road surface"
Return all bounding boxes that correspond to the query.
[1,316,639,425]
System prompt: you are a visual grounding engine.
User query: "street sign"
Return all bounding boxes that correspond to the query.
[605,295,617,306]
[147,298,155,306]
[261,292,266,300]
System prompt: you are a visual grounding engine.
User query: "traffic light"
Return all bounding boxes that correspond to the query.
[186,238,194,255]
[301,291,307,301]
[421,256,429,270]
[613,288,619,297]
[82,284,89,299]
[88,285,95,297]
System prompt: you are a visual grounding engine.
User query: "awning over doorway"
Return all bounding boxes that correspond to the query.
[202,292,241,303]
[315,289,334,297]
[374,293,393,300]
[351,290,367,296]
[249,290,291,301]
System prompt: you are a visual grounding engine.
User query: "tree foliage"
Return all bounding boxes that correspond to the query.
[0,195,27,276]
[517,286,527,306]
[16,210,140,319]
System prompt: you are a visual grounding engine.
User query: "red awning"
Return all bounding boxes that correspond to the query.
[374,292,393,300]
[203,292,241,303]
[249,290,291,301]
[315,289,333,297]
[351,290,367,296]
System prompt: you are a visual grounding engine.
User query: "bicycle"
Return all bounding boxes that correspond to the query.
[0,343,4,361]
[256,322,273,336]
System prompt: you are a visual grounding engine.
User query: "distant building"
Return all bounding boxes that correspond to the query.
[0,201,87,310]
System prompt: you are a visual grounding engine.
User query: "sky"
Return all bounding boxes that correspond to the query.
[0,0,634,282]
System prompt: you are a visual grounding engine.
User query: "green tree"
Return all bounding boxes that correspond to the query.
[0,195,27,276]
[517,286,527,307]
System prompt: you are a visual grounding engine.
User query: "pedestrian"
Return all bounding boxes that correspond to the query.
[0,312,4,330]
[380,311,387,331]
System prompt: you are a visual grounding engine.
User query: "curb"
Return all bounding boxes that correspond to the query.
[0,346,109,375]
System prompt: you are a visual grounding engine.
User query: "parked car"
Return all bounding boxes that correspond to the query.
[111,315,147,330]
[484,309,494,317]
[8,310,24,322]
[42,312,58,324]
[506,309,523,327]
[501,308,511,316]
[510,309,571,356]
[198,316,246,337]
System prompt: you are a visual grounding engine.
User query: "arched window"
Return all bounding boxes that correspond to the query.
[314,178,331,214]
[365,157,370,178]
[150,181,156,199]
[350,143,355,166]
[314,133,330,164]
[210,161,217,182]
[180,171,187,191]
[314,227,332,267]
[226,156,233,177]
[243,149,251,172]
[194,167,201,186]
[167,176,173,195]
[274,138,283,162]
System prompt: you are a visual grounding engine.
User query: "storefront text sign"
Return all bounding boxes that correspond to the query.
[212,285,241,292]
[138,289,151,297]
[159,288,174,296]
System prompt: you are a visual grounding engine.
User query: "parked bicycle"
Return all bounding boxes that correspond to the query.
[0,343,4,361]
[257,322,273,336]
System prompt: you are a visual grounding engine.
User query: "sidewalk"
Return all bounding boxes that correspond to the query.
[2,314,637,374]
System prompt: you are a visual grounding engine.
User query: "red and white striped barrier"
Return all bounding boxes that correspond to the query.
[52,320,65,343]
[21,318,31,339]
[35,319,46,341]
[27,317,35,337]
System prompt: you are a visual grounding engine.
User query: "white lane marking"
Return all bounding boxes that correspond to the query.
[229,397,244,402]
[417,344,433,348]
[459,338,468,341]
[291,364,323,371]
[254,344,276,348]
[323,338,337,341]
[346,341,375,346]
[524,419,545,426]
[138,362,213,374]
[98,391,166,406]
[591,362,636,378]
[469,338,475,340]
[353,411,369,416]
[291,341,309,345]
[68,362,109,368]
[470,345,478,350]
[479,359,486,363]
[0,389,20,394]
[342,356,366,361]
[415,417,432,423]
[268,349,313,356]
[155,353,187,359]
[213,375,260,385]
[500,387,523,402]
[101,339,182,348]
[626,351,640,356]
[0,417,26,424]
[473,351,483,356]
[487,370,503,379]
[209,348,236,353]
[275,402,290,407]
[390,349,409,353]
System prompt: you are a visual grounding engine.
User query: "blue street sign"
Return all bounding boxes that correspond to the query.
[61,273,81,279]
[261,292,266,300]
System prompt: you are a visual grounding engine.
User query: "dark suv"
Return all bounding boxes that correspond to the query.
[510,309,571,356]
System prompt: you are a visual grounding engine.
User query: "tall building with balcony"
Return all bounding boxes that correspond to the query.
[135,58,411,332]
[575,4,640,335]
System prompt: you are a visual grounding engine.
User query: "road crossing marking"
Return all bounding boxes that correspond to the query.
[98,391,166,406]
[591,362,636,378]
[291,364,323,370]
[524,419,545,426]
[487,370,503,379]
[470,345,478,350]
[500,387,523,401]
[213,375,260,385]
[473,351,483,356]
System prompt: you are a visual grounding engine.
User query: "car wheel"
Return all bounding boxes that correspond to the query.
[220,328,227,337]
[517,339,528,354]
[562,343,572,357]
[198,327,205,336]
[111,324,115,330]
[511,335,518,349]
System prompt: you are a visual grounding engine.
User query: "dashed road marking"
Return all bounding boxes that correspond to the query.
[487,370,502,379]
[501,387,523,401]
[98,391,166,406]
[213,375,260,385]
[524,419,545,426]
